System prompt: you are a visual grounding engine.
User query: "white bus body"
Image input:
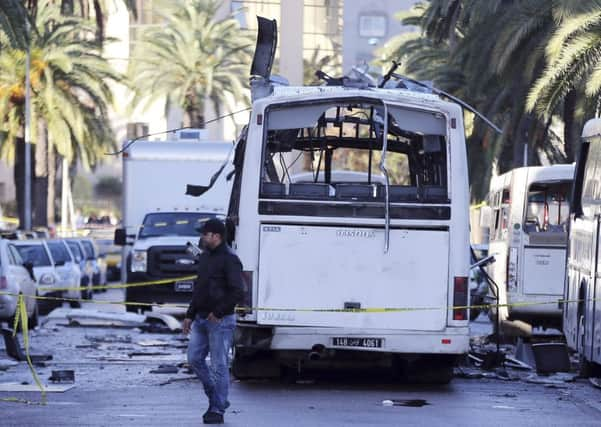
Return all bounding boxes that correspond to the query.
[564,118,601,375]
[229,85,471,381]
[486,164,574,327]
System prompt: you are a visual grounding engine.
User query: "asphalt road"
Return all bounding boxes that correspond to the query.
[0,289,600,426]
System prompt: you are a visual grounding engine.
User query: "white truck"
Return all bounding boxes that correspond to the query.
[114,131,233,312]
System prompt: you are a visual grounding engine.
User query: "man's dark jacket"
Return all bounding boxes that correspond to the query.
[186,242,244,319]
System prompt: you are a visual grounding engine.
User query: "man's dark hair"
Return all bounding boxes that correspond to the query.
[199,218,226,236]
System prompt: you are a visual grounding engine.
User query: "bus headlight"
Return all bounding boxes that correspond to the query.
[131,251,147,272]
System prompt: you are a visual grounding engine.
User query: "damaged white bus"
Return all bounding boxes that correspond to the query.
[564,118,601,375]
[221,18,494,383]
[485,164,574,328]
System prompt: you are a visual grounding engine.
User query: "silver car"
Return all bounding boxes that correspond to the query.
[0,239,38,328]
[12,240,78,313]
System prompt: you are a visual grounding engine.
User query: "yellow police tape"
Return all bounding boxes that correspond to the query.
[0,271,589,407]
[0,295,47,406]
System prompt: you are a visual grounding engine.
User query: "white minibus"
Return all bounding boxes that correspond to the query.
[485,164,574,327]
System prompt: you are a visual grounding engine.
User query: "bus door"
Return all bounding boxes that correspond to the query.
[521,181,571,296]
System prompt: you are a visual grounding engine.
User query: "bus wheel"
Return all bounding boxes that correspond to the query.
[407,355,455,385]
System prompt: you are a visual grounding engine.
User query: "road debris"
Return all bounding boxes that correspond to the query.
[382,399,429,407]
[49,370,75,383]
[150,364,179,374]
[0,382,74,393]
[136,339,170,347]
[1,328,53,363]
[85,334,132,344]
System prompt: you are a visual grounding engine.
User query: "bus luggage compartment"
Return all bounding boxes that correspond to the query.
[257,224,449,331]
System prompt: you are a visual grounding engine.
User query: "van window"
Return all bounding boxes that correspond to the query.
[524,181,571,233]
[47,241,72,264]
[260,102,448,206]
[583,143,601,205]
[66,241,83,261]
[8,245,23,265]
[15,244,52,267]
[81,240,96,260]
[490,188,510,241]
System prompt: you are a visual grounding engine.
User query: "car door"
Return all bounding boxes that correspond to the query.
[7,243,36,315]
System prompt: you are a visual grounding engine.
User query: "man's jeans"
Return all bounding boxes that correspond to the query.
[187,314,236,414]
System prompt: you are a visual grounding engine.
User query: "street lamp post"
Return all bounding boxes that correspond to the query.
[23,20,32,230]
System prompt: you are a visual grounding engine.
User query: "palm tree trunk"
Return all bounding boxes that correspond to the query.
[33,119,48,227]
[47,144,56,225]
[184,94,205,128]
[14,135,34,229]
[563,89,578,162]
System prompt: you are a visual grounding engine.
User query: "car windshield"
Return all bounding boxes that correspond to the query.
[15,244,52,267]
[47,241,72,264]
[138,212,221,239]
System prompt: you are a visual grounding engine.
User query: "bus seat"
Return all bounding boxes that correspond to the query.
[289,183,331,198]
[524,216,540,233]
[261,182,286,197]
[378,185,418,201]
[336,183,376,199]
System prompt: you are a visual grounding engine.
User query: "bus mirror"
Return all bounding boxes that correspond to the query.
[479,206,492,228]
[114,228,127,246]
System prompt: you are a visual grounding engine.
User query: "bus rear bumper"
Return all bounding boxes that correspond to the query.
[265,326,469,355]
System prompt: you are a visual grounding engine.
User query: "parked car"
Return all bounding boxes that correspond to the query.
[65,239,93,297]
[46,239,86,300]
[12,240,79,312]
[79,238,107,291]
[96,238,121,282]
[0,239,38,328]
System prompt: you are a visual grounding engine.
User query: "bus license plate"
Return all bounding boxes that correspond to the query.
[332,337,383,348]
[174,281,194,292]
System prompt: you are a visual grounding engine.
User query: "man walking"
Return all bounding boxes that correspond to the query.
[183,218,244,424]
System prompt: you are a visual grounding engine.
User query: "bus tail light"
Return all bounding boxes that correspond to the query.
[0,276,7,289]
[240,271,253,316]
[453,276,468,320]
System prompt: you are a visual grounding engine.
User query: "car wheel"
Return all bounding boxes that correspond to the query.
[69,300,82,309]
[28,298,39,329]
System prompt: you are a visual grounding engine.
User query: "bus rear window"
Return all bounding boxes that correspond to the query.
[260,101,448,205]
[524,182,571,233]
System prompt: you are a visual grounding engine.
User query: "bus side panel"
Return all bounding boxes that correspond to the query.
[521,247,566,295]
[591,217,601,364]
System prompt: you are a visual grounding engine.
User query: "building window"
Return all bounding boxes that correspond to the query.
[358,14,387,38]
[129,0,163,51]
[303,0,343,84]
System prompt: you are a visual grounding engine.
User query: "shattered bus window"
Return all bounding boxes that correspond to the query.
[259,102,448,209]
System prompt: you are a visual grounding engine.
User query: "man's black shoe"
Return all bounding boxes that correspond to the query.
[203,412,224,424]
[225,400,230,410]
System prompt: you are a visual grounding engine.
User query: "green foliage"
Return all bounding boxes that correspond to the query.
[0,0,122,167]
[378,0,601,200]
[128,0,254,128]
[94,175,122,198]
[0,0,29,48]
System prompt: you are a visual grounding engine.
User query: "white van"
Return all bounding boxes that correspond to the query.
[564,118,601,375]
[484,164,574,327]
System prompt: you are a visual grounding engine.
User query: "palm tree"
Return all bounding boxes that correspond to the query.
[26,0,137,42]
[527,1,601,159]
[378,1,579,200]
[129,0,253,128]
[303,45,342,85]
[0,0,29,48]
[0,0,121,225]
